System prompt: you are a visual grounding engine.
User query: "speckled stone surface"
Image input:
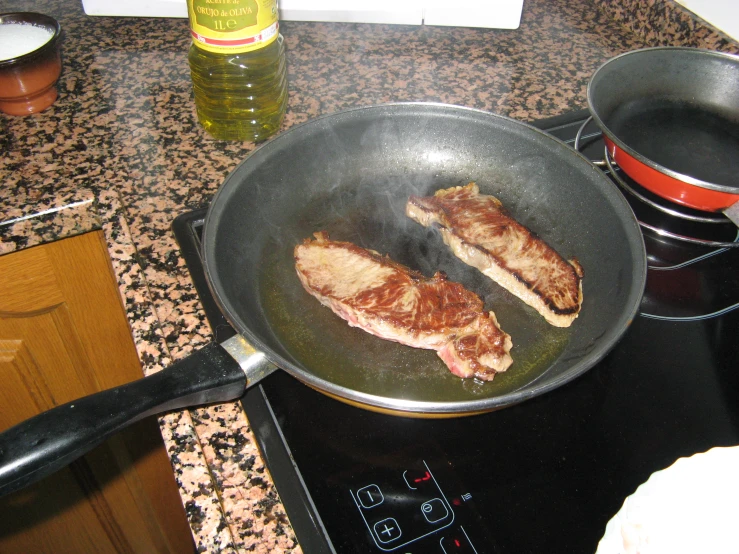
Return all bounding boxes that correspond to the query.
[1,0,736,551]
[592,0,739,52]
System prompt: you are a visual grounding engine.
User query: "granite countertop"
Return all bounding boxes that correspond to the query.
[1,0,736,551]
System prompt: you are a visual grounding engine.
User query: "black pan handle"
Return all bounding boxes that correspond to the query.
[0,338,264,498]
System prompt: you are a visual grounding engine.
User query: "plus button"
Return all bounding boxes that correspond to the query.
[373,518,402,544]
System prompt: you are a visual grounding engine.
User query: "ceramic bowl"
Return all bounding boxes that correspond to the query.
[596,446,739,554]
[0,12,62,116]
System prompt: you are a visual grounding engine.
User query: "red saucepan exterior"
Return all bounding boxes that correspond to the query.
[603,137,739,212]
[588,47,739,214]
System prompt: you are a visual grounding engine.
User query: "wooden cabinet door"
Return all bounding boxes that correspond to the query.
[0,231,194,554]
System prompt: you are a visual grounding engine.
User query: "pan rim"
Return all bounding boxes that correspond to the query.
[586,46,739,196]
[202,102,647,415]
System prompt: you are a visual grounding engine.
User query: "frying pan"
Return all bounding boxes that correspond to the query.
[587,47,739,226]
[0,103,646,497]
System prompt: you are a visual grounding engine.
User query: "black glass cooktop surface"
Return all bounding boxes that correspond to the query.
[173,110,739,554]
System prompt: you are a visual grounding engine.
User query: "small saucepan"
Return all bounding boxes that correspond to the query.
[586,47,739,226]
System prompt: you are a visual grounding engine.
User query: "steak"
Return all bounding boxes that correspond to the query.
[294,231,513,381]
[406,183,583,327]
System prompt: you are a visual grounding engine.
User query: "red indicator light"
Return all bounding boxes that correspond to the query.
[413,471,431,483]
[452,498,461,506]
[455,539,461,547]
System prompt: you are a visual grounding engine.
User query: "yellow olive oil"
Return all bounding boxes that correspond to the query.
[186,0,288,142]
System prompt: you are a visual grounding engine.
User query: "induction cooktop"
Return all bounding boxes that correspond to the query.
[173,109,739,554]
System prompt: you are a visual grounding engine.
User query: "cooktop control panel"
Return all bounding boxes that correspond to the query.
[342,453,489,553]
[350,460,470,551]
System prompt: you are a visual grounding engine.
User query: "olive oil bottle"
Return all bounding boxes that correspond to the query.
[187,0,288,142]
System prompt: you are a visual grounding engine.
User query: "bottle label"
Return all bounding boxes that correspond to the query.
[188,0,279,54]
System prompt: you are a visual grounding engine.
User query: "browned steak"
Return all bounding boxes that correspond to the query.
[294,231,513,381]
[406,183,583,327]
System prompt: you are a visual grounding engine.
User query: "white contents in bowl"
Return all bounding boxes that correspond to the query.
[0,23,54,62]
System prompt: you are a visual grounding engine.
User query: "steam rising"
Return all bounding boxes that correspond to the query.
[229,108,523,316]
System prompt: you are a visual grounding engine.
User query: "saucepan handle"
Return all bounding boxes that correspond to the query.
[724,201,739,228]
[0,335,275,497]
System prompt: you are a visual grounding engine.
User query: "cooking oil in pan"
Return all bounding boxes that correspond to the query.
[257,234,571,405]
